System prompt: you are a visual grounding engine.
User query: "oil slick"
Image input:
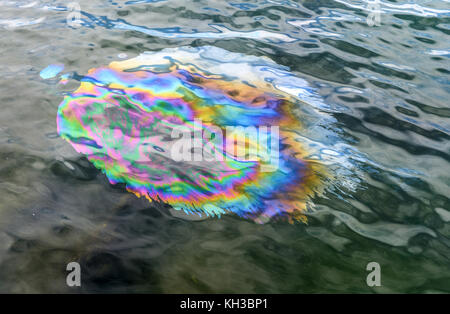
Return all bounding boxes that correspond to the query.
[55,46,351,223]
[39,64,64,79]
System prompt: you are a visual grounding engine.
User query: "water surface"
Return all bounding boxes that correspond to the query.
[0,0,449,293]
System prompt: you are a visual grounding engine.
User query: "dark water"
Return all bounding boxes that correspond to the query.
[0,0,449,293]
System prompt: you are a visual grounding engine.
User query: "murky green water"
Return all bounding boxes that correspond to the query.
[0,0,449,293]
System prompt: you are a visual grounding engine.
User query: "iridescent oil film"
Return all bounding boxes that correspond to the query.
[57,47,332,223]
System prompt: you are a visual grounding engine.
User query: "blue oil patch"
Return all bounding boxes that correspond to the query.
[40,64,65,79]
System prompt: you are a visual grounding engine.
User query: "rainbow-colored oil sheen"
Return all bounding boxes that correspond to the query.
[57,47,327,223]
